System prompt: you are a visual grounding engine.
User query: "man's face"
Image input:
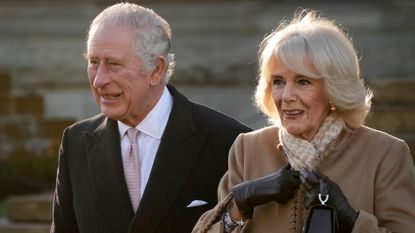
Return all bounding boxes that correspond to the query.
[86,25,160,126]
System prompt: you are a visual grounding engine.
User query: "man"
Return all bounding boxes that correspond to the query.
[50,3,251,233]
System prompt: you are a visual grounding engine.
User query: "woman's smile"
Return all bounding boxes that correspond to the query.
[283,109,304,119]
[271,62,330,141]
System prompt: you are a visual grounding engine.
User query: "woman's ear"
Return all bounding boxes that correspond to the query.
[149,56,166,86]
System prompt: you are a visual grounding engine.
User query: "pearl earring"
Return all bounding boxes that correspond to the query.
[330,101,337,112]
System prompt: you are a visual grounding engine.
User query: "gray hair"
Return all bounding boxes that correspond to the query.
[254,9,372,129]
[87,2,175,84]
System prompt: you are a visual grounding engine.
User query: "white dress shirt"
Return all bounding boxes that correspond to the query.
[118,86,173,196]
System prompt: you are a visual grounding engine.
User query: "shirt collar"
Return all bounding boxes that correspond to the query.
[118,86,173,139]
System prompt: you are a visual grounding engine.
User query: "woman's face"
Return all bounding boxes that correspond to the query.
[271,62,330,141]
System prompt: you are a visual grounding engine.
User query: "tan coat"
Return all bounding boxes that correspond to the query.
[193,125,415,233]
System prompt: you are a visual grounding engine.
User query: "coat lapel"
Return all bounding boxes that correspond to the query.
[129,85,207,232]
[85,117,134,232]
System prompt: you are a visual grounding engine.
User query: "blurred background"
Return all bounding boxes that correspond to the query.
[0,0,414,231]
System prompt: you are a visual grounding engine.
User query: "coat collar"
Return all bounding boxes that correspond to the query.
[129,84,208,232]
[85,117,134,233]
[85,85,208,232]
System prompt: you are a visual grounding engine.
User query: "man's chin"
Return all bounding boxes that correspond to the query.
[101,110,121,120]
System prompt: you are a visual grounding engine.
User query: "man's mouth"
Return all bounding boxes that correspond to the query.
[102,94,121,100]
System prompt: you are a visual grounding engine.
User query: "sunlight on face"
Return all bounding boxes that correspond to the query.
[86,25,157,126]
[271,62,330,141]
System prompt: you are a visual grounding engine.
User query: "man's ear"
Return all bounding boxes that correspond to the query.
[149,56,166,86]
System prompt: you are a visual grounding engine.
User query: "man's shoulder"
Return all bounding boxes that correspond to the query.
[67,113,107,132]
[169,85,251,131]
[190,101,251,132]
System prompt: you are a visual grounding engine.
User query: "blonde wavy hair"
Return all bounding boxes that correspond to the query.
[254,9,372,129]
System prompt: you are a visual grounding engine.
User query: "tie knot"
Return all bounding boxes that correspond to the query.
[127,128,138,143]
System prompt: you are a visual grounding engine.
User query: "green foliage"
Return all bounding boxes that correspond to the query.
[0,156,57,200]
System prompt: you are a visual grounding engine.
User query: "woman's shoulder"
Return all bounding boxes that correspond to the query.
[354,125,406,144]
[231,125,281,154]
[242,125,278,137]
[345,125,411,161]
[238,125,279,142]
[231,125,286,177]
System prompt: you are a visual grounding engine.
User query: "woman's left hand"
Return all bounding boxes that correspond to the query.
[300,169,359,233]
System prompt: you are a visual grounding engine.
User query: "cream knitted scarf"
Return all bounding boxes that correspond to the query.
[278,114,343,171]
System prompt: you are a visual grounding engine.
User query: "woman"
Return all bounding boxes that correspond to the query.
[192,10,415,233]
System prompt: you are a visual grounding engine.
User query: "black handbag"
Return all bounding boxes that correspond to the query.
[302,179,337,233]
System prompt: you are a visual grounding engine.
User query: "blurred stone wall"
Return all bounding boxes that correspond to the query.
[0,1,414,231]
[0,0,414,156]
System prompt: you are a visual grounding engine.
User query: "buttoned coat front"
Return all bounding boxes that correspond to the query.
[193,125,415,233]
[50,85,251,233]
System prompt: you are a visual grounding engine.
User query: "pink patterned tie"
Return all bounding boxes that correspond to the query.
[123,128,141,211]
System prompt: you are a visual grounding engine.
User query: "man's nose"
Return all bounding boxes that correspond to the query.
[93,64,111,88]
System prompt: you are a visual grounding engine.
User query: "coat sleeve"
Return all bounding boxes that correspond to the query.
[192,134,248,233]
[352,140,415,232]
[50,127,79,233]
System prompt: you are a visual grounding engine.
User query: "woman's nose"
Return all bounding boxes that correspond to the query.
[281,85,297,102]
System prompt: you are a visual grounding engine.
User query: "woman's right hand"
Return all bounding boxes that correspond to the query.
[231,163,301,218]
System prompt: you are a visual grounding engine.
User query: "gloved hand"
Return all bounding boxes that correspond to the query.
[300,169,359,233]
[232,163,301,219]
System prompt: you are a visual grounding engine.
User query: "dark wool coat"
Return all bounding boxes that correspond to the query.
[51,85,251,233]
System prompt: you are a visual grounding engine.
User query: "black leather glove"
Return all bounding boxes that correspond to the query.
[300,169,359,233]
[232,163,301,219]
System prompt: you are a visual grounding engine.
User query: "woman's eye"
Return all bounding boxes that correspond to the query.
[272,78,284,86]
[298,79,311,85]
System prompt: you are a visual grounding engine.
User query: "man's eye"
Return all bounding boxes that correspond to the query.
[108,61,121,67]
[89,59,99,65]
